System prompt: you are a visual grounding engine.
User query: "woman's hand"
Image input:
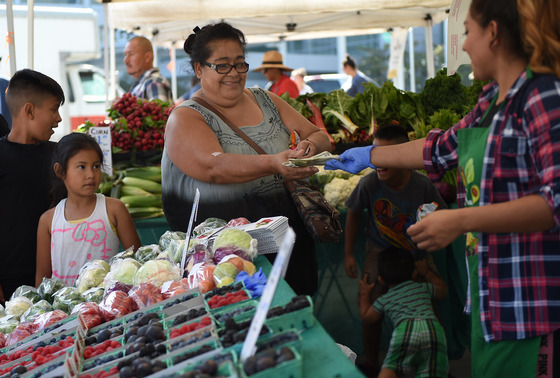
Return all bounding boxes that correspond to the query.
[295,138,316,157]
[273,149,319,180]
[407,209,463,252]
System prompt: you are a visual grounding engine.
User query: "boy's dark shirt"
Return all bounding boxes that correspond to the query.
[0,137,55,279]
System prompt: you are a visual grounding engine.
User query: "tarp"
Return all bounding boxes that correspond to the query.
[104,0,452,45]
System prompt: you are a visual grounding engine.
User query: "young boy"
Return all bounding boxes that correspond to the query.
[360,246,448,378]
[344,123,446,375]
[0,69,64,304]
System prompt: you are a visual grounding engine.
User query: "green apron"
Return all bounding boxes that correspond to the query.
[457,98,540,378]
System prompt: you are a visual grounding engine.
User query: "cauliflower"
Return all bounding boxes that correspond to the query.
[323,175,363,208]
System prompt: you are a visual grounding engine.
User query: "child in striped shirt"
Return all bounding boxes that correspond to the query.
[359,246,448,378]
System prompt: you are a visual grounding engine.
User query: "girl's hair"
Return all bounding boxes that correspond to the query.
[470,0,560,77]
[342,55,356,69]
[373,122,409,144]
[50,133,104,206]
[517,0,560,77]
[183,22,247,72]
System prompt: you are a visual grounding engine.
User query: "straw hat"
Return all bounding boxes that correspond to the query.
[253,51,293,72]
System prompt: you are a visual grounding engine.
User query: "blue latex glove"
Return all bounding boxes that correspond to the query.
[235,268,267,298]
[325,145,376,174]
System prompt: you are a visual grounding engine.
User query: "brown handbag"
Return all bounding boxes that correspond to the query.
[191,96,343,243]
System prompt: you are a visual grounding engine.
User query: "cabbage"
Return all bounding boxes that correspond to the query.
[159,230,186,251]
[104,281,133,296]
[135,244,161,263]
[133,259,181,287]
[213,228,257,257]
[103,258,142,287]
[82,287,105,303]
[185,244,210,273]
[166,239,187,264]
[10,285,41,303]
[21,300,53,323]
[5,296,33,320]
[76,260,110,293]
[108,247,137,265]
[53,287,85,314]
[213,246,254,263]
[37,277,66,304]
[193,217,227,237]
[0,315,19,335]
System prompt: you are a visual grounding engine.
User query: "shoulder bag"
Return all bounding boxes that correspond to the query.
[191,95,343,243]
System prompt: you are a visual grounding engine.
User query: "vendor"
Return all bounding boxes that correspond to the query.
[161,22,332,296]
[253,51,299,99]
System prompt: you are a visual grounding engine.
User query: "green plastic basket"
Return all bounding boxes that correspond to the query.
[240,346,302,378]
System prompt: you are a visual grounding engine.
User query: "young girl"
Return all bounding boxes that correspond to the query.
[35,133,141,287]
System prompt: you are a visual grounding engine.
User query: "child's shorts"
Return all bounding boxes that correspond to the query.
[383,318,448,378]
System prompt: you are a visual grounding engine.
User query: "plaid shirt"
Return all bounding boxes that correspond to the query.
[130,68,173,102]
[423,69,560,342]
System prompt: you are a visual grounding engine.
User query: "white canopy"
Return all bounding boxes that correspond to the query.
[105,0,452,45]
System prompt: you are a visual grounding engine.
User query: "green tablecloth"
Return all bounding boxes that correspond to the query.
[134,218,363,377]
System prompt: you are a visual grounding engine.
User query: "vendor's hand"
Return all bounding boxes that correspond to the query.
[275,149,319,180]
[345,255,358,279]
[407,209,463,251]
[325,145,376,174]
[359,274,375,296]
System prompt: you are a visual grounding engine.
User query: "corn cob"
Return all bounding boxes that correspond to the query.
[124,166,162,183]
[120,185,154,197]
[120,195,162,208]
[127,207,165,219]
[121,176,162,193]
[96,182,113,195]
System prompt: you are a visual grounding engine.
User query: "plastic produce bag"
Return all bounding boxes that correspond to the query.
[226,217,251,227]
[108,246,136,265]
[212,228,257,261]
[76,260,110,293]
[135,244,162,263]
[166,239,187,264]
[187,262,216,294]
[104,281,133,297]
[20,299,53,323]
[0,314,20,335]
[159,230,186,251]
[99,291,137,322]
[53,287,85,314]
[32,310,68,332]
[133,259,181,287]
[185,244,211,274]
[37,277,66,304]
[129,282,164,309]
[0,333,6,349]
[71,302,103,330]
[6,321,34,346]
[160,278,190,299]
[213,260,241,288]
[82,287,105,303]
[5,296,33,320]
[103,257,142,288]
[10,285,41,303]
[193,217,227,237]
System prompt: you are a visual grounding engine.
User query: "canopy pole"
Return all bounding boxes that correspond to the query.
[5,0,16,75]
[27,0,34,69]
[336,36,346,74]
[103,2,110,107]
[408,27,415,92]
[170,44,177,102]
[424,14,435,79]
[109,23,116,100]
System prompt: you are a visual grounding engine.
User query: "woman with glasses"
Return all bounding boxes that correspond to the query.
[161,22,332,296]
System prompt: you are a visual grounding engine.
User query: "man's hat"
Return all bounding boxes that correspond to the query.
[253,51,293,72]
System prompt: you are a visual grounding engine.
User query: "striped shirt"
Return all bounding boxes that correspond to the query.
[373,281,437,328]
[423,69,560,342]
[130,68,173,102]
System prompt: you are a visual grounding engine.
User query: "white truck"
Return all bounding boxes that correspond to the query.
[0,5,123,141]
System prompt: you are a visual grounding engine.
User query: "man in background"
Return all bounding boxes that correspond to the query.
[254,51,299,98]
[124,36,173,102]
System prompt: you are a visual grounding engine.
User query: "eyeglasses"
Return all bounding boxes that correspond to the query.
[203,61,250,74]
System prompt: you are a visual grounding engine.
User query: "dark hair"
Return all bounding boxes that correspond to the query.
[469,0,528,61]
[373,122,409,144]
[6,69,65,116]
[343,55,357,69]
[183,22,247,72]
[378,246,415,285]
[50,132,103,206]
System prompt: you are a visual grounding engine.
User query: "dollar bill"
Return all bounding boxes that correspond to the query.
[283,151,341,167]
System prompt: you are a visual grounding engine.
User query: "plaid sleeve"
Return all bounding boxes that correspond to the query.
[145,80,172,102]
[524,79,560,226]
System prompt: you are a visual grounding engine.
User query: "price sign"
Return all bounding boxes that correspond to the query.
[181,188,200,275]
[89,127,113,176]
[240,227,296,362]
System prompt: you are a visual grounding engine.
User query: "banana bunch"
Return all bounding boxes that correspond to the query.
[98,166,164,220]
